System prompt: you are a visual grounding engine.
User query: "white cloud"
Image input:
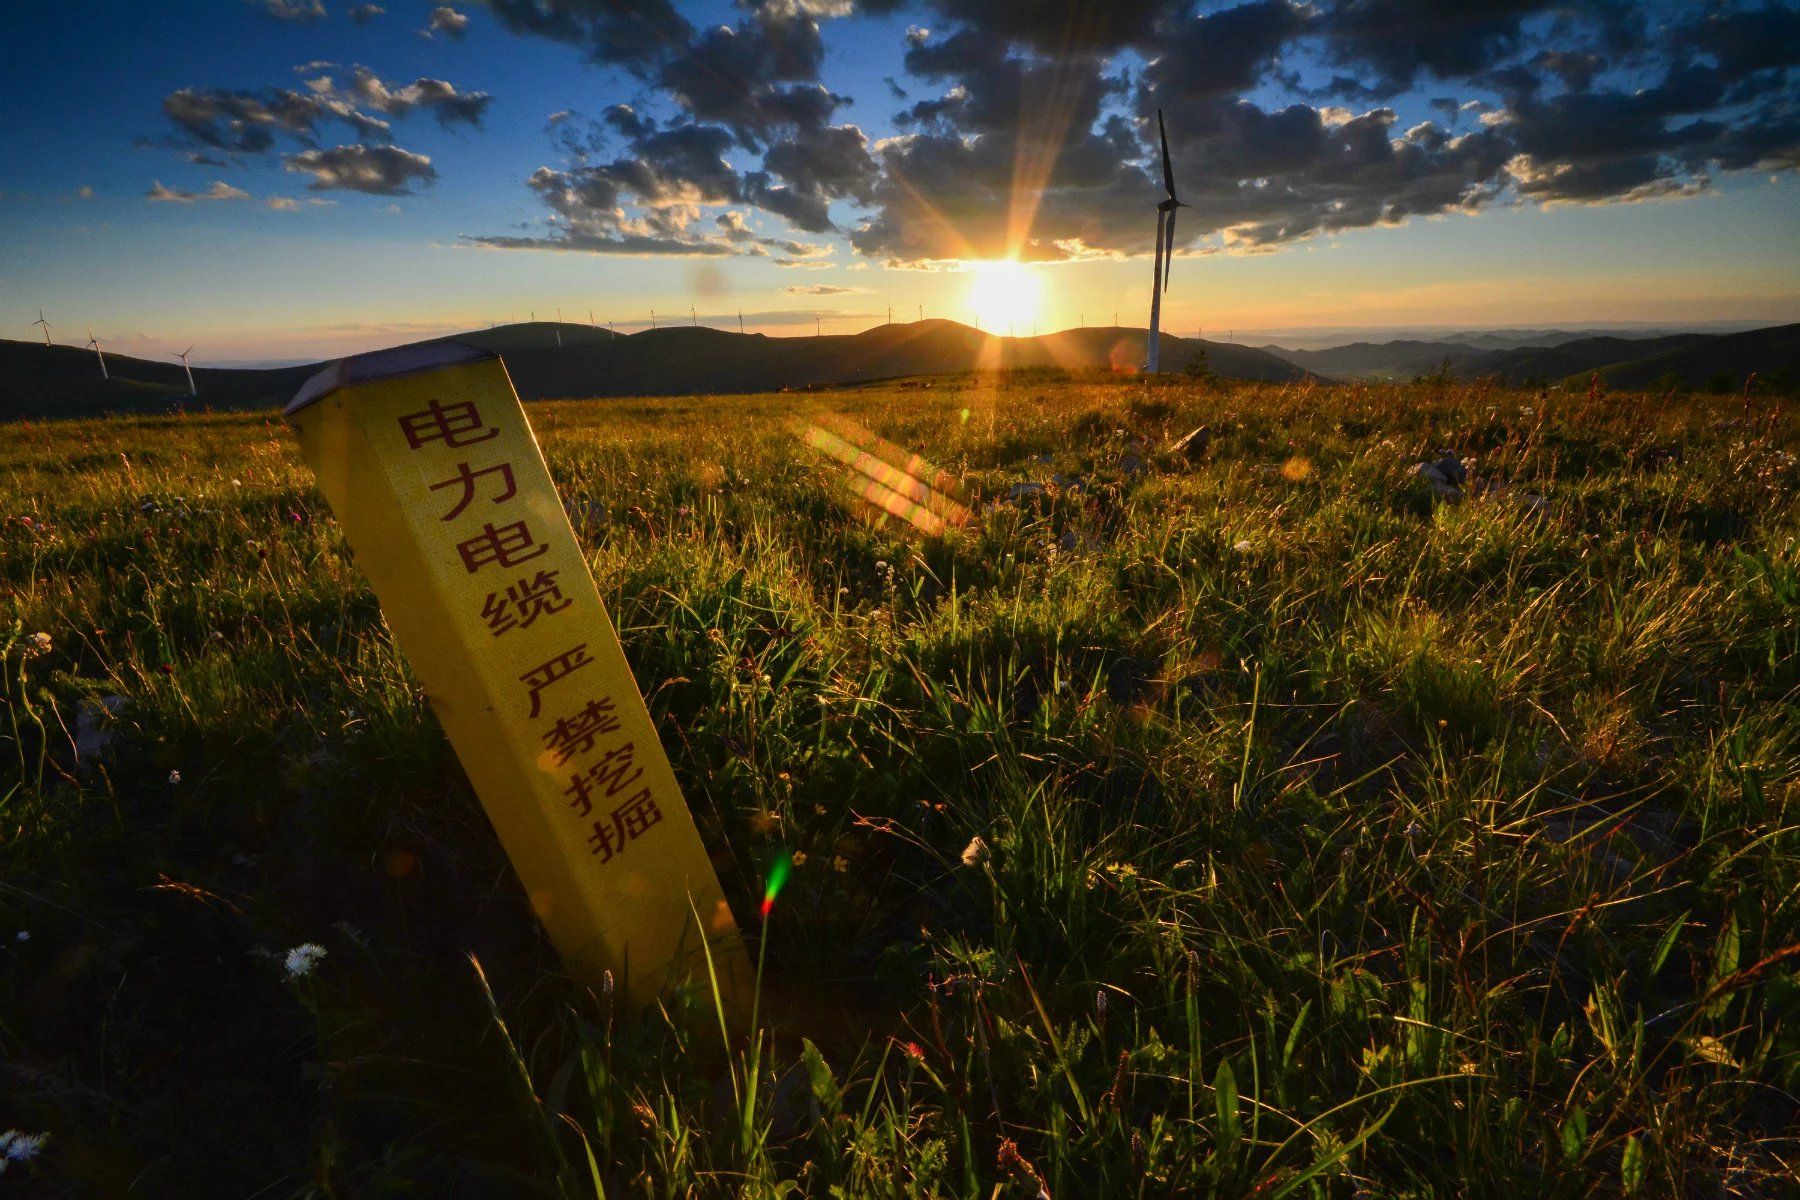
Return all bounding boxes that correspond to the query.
[146,180,253,203]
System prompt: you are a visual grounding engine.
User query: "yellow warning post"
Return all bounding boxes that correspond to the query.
[286,343,750,1013]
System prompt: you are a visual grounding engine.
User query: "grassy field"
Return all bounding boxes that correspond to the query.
[2,375,1797,1197]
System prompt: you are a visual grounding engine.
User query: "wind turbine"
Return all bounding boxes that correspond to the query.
[32,310,52,346]
[1145,109,1187,373]
[738,310,744,335]
[172,345,196,397]
[690,306,697,327]
[87,328,108,379]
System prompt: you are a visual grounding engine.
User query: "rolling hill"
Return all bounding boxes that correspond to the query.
[1453,333,1712,385]
[0,341,321,422]
[1,320,1307,421]
[1255,323,1797,388]
[1255,339,1487,380]
[1589,323,1800,391]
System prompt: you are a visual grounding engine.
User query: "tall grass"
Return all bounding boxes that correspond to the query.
[1,377,1795,1195]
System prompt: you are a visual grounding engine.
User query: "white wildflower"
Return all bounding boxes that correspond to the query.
[14,931,27,943]
[960,836,991,867]
[27,632,52,654]
[0,1131,47,1162]
[284,943,327,979]
[1233,539,1253,553]
[167,770,182,785]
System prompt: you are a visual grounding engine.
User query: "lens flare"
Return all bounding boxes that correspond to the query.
[799,416,972,534]
[761,850,792,918]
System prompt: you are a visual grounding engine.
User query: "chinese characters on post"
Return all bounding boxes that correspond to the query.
[285,343,749,1014]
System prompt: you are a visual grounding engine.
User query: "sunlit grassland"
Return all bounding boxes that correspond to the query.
[2,375,1797,1196]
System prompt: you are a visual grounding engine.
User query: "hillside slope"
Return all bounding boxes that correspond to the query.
[0,341,320,421]
[1590,323,1800,390]
[1453,334,1710,385]
[1259,339,1485,380]
[482,321,1307,399]
[2,320,1307,420]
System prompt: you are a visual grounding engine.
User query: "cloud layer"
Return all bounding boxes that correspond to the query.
[171,1,1800,259]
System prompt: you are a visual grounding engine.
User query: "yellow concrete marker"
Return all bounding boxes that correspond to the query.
[286,343,750,1013]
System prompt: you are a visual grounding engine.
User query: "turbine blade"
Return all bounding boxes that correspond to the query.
[1152,208,1167,300]
[1158,109,1175,199]
[1163,207,1177,292]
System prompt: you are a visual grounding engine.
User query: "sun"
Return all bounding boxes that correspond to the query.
[963,259,1042,336]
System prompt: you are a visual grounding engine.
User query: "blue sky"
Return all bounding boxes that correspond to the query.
[2,0,1795,363]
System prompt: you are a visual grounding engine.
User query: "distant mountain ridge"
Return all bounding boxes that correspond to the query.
[1255,339,1487,380]
[0,319,1306,421]
[1257,323,1797,388]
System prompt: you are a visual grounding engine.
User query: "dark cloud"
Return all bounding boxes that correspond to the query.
[1684,3,1800,83]
[284,144,437,194]
[348,3,383,22]
[160,86,389,153]
[1310,0,1557,96]
[156,68,488,184]
[1138,1,1304,104]
[346,68,492,128]
[784,284,859,294]
[479,0,877,249]
[759,123,878,210]
[716,211,757,242]
[648,12,854,149]
[1532,50,1602,92]
[484,0,695,75]
[897,0,1171,54]
[474,0,1800,264]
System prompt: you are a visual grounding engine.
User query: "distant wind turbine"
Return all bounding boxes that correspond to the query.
[691,306,697,327]
[651,309,657,330]
[815,314,821,337]
[738,310,744,334]
[172,345,196,397]
[1144,109,1187,374]
[32,310,51,346]
[87,328,108,379]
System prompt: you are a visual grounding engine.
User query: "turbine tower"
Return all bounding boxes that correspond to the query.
[172,345,196,397]
[32,310,52,346]
[87,328,108,379]
[1144,109,1186,373]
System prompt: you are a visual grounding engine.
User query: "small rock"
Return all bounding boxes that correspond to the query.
[1409,453,1466,499]
[1171,425,1212,461]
